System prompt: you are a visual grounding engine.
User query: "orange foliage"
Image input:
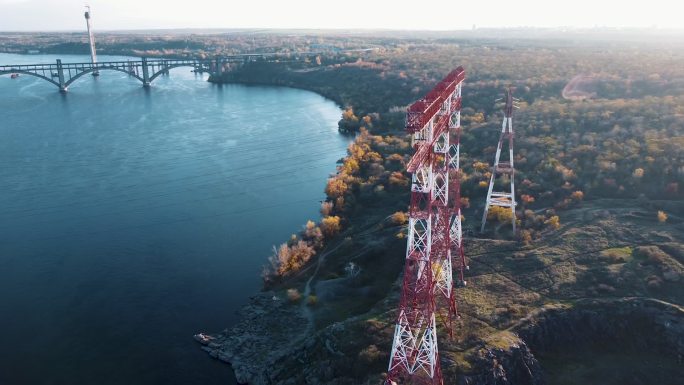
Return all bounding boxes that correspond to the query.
[570,191,584,201]
[657,210,668,223]
[391,211,408,225]
[325,177,348,199]
[321,216,342,238]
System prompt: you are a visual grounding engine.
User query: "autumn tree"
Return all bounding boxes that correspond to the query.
[521,194,535,204]
[266,240,316,279]
[657,210,668,223]
[391,211,408,225]
[339,107,360,132]
[487,206,514,224]
[325,177,348,199]
[303,220,324,248]
[632,168,644,178]
[520,229,533,245]
[320,201,333,216]
[570,191,584,201]
[287,288,302,302]
[321,216,342,238]
[545,215,561,230]
[473,161,490,172]
[389,172,409,187]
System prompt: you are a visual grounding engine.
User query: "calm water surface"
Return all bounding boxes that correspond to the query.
[0,53,348,385]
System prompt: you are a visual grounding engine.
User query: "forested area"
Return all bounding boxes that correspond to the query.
[217,36,684,278]
[203,33,684,385]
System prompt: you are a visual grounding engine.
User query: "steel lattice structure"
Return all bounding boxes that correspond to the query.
[387,68,467,385]
[481,87,519,234]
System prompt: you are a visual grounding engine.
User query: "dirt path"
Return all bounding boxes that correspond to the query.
[300,214,399,332]
[562,74,596,100]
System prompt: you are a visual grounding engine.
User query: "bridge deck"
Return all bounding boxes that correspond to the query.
[0,52,331,91]
[0,57,235,90]
[2,59,206,71]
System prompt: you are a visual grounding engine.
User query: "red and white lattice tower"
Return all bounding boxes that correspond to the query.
[387,68,466,385]
[481,87,519,233]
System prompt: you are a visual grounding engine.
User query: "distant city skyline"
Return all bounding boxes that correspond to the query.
[0,0,680,31]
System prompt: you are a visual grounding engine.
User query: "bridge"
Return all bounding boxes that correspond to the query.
[0,56,249,92]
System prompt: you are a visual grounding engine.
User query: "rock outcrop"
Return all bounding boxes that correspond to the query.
[196,295,684,385]
[515,298,684,357]
[195,292,309,384]
[460,341,545,385]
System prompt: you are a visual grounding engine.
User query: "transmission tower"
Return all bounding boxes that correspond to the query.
[387,68,466,385]
[84,5,99,77]
[480,87,519,233]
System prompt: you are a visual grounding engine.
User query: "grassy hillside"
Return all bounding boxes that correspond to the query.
[199,32,684,383]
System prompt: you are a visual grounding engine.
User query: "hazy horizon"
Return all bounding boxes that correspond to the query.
[3,26,684,34]
[0,0,681,32]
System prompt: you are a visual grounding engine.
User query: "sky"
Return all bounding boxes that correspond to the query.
[0,0,681,31]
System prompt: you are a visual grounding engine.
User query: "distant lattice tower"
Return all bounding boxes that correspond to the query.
[481,87,519,234]
[386,67,466,385]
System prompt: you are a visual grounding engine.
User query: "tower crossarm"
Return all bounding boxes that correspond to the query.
[406,68,464,174]
[406,68,465,135]
[494,161,514,173]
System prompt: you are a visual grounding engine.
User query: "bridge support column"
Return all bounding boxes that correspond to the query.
[211,57,224,79]
[141,57,151,87]
[56,59,67,93]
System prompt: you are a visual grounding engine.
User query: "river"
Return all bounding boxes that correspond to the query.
[0,53,349,385]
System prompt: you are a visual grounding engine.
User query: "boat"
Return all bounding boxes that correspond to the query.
[10,73,20,79]
[193,332,214,345]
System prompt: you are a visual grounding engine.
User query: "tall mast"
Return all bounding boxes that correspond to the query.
[84,5,99,76]
[386,68,467,385]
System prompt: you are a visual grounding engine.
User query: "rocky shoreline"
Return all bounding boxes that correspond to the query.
[195,296,684,385]
[194,292,309,384]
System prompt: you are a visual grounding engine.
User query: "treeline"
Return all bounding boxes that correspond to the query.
[261,126,412,282]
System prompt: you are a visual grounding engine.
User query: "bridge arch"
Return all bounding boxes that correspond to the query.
[0,69,61,89]
[148,62,203,83]
[2,58,219,92]
[64,67,145,88]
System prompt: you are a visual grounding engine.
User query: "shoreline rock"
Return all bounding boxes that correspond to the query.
[196,296,684,385]
[195,292,309,384]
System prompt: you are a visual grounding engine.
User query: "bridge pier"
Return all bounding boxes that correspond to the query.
[210,57,224,79]
[56,59,67,93]
[141,57,151,88]
[162,60,170,76]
